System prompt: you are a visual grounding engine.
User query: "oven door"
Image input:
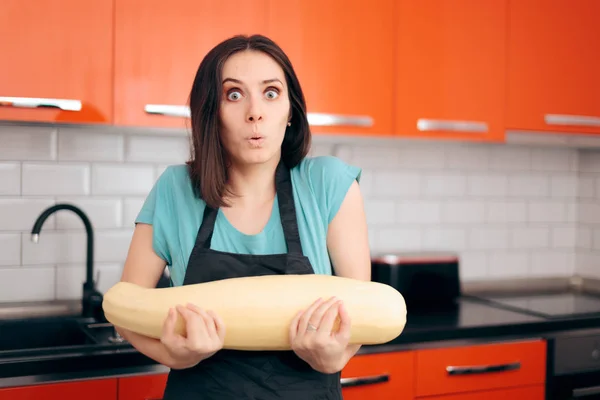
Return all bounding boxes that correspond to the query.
[547,331,600,400]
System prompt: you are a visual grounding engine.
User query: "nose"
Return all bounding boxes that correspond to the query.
[246,95,263,123]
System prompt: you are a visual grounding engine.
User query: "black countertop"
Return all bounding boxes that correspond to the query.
[2,297,600,389]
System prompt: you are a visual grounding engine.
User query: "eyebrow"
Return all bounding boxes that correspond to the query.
[222,78,283,85]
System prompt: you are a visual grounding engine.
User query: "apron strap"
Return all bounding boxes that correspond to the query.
[275,161,304,256]
[193,161,304,255]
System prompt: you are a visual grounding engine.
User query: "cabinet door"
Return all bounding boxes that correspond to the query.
[0,1,114,124]
[415,339,546,397]
[341,351,414,400]
[506,0,600,135]
[118,374,168,400]
[422,384,545,400]
[0,379,117,400]
[268,0,395,136]
[114,0,269,128]
[395,0,507,142]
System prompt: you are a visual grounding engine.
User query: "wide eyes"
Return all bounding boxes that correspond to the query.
[226,87,280,102]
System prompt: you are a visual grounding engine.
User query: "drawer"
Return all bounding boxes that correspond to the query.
[421,384,545,400]
[415,339,546,397]
[342,351,415,400]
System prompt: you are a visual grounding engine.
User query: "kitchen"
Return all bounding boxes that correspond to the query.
[1,0,600,399]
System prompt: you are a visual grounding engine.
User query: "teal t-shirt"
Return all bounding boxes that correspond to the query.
[135,156,362,286]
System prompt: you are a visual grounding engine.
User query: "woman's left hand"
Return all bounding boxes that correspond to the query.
[289,296,351,374]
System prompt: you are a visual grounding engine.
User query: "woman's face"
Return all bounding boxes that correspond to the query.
[219,50,290,167]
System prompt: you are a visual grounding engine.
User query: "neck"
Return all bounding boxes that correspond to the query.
[224,157,280,206]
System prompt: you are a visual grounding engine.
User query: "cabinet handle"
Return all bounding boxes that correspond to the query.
[144,104,373,127]
[545,114,600,127]
[340,373,390,387]
[573,384,600,398]
[416,118,488,133]
[307,112,373,127]
[446,361,520,375]
[145,104,190,118]
[0,96,81,111]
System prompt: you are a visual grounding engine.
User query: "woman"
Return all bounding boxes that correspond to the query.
[116,34,371,399]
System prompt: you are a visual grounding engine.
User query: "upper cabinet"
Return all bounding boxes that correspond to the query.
[268,0,395,136]
[506,0,600,135]
[0,1,114,124]
[394,0,508,142]
[113,0,269,128]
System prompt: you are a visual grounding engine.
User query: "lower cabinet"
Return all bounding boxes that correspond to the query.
[341,350,415,400]
[0,339,547,399]
[0,378,117,400]
[422,384,545,400]
[118,374,169,400]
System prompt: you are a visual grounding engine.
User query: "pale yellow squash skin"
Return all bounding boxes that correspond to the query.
[102,274,407,351]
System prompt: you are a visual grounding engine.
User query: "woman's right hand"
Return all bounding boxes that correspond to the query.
[160,303,226,369]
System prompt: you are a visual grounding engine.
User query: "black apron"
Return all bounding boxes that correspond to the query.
[162,162,343,400]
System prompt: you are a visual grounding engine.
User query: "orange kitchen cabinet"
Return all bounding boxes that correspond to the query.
[113,0,269,128]
[394,0,507,142]
[415,339,546,397]
[506,0,600,135]
[0,378,117,400]
[118,373,168,400]
[268,0,395,136]
[0,1,114,124]
[341,350,414,400]
[420,384,545,400]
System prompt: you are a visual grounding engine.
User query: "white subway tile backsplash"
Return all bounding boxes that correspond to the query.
[55,197,122,230]
[531,148,577,172]
[22,231,87,265]
[123,198,145,227]
[442,201,486,224]
[528,201,567,223]
[0,125,57,161]
[56,263,123,300]
[422,227,467,251]
[578,175,596,198]
[1,124,599,303]
[468,227,509,250]
[510,227,550,249]
[373,172,421,197]
[445,144,490,170]
[95,229,134,263]
[489,146,531,171]
[552,226,578,248]
[486,201,527,223]
[423,173,466,197]
[0,162,20,195]
[0,198,56,231]
[22,163,90,196]
[488,252,530,278]
[58,128,124,161]
[364,200,396,225]
[396,201,441,224]
[530,252,575,277]
[125,135,190,163]
[92,164,155,195]
[467,174,508,197]
[0,267,55,302]
[551,175,579,198]
[0,234,20,266]
[508,174,549,197]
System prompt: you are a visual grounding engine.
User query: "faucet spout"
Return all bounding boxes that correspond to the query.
[31,203,101,319]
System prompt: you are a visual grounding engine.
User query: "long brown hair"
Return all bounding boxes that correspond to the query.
[186,34,311,209]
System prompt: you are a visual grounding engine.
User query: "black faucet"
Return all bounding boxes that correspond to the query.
[31,203,104,320]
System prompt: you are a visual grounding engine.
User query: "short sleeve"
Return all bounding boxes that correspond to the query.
[135,167,173,265]
[304,156,362,224]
